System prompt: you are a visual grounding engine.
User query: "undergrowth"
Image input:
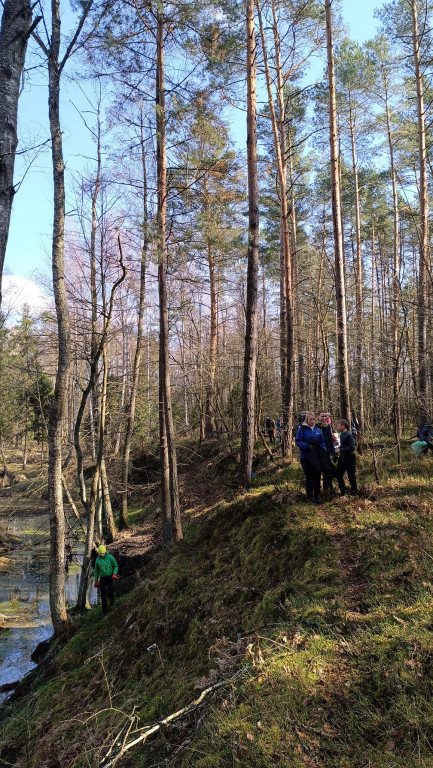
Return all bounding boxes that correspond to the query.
[1,442,433,767]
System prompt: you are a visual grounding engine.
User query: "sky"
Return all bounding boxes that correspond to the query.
[3,0,386,315]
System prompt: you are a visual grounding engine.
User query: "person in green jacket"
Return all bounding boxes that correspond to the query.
[94,544,118,615]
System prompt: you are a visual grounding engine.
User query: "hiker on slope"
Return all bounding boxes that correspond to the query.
[94,544,119,616]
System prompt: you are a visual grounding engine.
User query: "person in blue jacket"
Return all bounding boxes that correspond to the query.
[418,421,433,454]
[295,411,326,504]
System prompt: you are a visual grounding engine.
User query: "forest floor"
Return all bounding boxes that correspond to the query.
[1,437,433,767]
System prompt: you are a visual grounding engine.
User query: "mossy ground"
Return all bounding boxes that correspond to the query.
[1,440,433,767]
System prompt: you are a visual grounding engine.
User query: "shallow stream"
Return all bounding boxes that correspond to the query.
[0,513,92,703]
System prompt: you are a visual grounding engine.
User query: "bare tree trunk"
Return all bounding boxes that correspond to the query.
[23,426,28,470]
[287,126,304,411]
[0,0,33,307]
[384,79,402,453]
[257,0,293,457]
[100,456,116,540]
[119,129,148,529]
[113,356,126,456]
[325,0,351,425]
[99,343,116,541]
[271,0,294,455]
[46,0,70,635]
[205,241,217,437]
[239,0,259,488]
[411,0,430,420]
[77,344,108,611]
[348,102,364,435]
[156,1,182,542]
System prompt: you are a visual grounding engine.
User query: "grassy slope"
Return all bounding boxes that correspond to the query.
[1,443,433,767]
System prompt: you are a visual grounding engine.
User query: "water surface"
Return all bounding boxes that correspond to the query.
[0,513,91,702]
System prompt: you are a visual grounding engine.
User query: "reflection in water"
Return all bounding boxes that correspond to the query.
[0,515,95,702]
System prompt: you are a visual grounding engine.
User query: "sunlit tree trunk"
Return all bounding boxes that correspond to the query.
[205,240,217,437]
[325,0,350,425]
[257,0,293,455]
[239,0,259,488]
[46,0,71,635]
[287,126,304,411]
[383,75,402,453]
[411,0,430,420]
[348,99,364,435]
[156,1,182,541]
[119,118,148,529]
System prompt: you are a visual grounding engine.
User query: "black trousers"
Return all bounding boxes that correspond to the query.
[301,458,321,499]
[322,462,335,490]
[336,453,357,494]
[100,575,115,614]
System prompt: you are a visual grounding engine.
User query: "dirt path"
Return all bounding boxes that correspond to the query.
[320,502,368,618]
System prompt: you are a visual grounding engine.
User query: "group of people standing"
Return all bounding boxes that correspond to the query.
[295,410,358,504]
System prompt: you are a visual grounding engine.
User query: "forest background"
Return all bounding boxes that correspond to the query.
[0,0,432,636]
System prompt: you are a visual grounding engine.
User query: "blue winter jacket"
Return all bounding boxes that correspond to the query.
[420,423,433,445]
[295,423,326,459]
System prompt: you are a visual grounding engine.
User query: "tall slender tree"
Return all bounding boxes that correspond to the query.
[325,0,350,425]
[156,0,182,542]
[34,0,94,634]
[239,0,259,488]
[410,0,430,420]
[0,0,35,307]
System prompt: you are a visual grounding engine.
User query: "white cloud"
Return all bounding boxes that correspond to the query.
[2,274,51,321]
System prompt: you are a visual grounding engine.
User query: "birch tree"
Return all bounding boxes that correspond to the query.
[33,0,95,634]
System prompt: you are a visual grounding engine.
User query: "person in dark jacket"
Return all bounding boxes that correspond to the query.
[335,419,358,496]
[296,411,327,504]
[316,410,336,492]
[94,544,119,615]
[418,422,433,454]
[265,415,276,444]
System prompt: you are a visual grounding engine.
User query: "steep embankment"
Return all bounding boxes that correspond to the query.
[1,444,433,768]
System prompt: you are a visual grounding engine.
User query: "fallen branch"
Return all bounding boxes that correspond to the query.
[101,671,242,768]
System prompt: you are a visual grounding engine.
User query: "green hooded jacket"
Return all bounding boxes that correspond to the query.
[94,552,118,581]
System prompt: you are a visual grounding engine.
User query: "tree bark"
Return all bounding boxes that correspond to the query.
[46,0,70,635]
[411,0,430,420]
[257,0,294,456]
[205,240,218,437]
[119,121,148,529]
[156,1,182,542]
[325,0,351,425]
[0,0,32,308]
[383,73,402,452]
[348,100,364,435]
[239,0,259,488]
